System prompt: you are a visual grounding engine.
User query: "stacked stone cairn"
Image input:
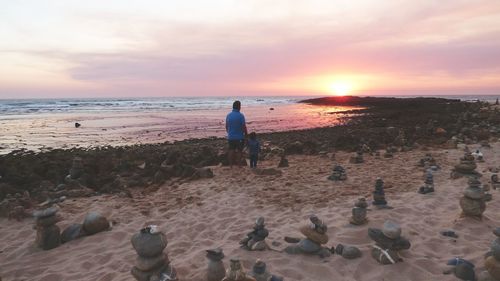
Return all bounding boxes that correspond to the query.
[453,152,478,176]
[418,169,435,194]
[349,151,364,164]
[349,197,368,225]
[368,220,411,265]
[278,156,289,168]
[327,164,347,181]
[445,258,476,281]
[206,248,225,281]
[284,215,331,258]
[460,177,486,218]
[372,178,388,206]
[34,207,61,250]
[492,174,500,190]
[478,228,500,281]
[418,153,439,171]
[131,226,177,281]
[222,258,256,281]
[65,156,85,186]
[248,260,283,281]
[240,217,269,251]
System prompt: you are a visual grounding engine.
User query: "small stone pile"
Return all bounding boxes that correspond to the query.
[131,226,177,281]
[240,217,269,251]
[350,197,368,225]
[0,191,32,220]
[460,177,486,218]
[478,228,500,281]
[349,151,364,164]
[327,164,347,181]
[418,170,435,194]
[491,174,500,190]
[34,207,61,250]
[222,259,256,281]
[248,260,283,281]
[206,248,225,281]
[418,153,438,170]
[65,156,86,186]
[284,215,331,258]
[277,156,289,168]
[368,220,411,265]
[372,178,388,206]
[453,152,478,176]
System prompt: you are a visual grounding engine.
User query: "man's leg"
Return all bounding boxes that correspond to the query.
[228,149,235,168]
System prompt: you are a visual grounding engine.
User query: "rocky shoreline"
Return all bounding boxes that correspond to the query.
[1,96,499,217]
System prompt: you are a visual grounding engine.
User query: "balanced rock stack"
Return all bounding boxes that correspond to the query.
[349,151,364,164]
[368,220,411,265]
[222,259,256,281]
[418,170,435,194]
[240,217,269,251]
[34,207,61,250]
[248,260,283,281]
[453,152,478,175]
[491,174,500,190]
[372,178,388,206]
[65,156,85,186]
[206,248,225,281]
[284,215,331,258]
[327,164,347,181]
[277,156,289,168]
[350,197,368,225]
[131,226,177,281]
[460,177,486,218]
[478,228,500,281]
[418,153,438,170]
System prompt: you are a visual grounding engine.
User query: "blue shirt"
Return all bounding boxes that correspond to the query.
[226,109,246,140]
[247,139,260,155]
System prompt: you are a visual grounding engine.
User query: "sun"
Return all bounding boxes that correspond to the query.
[329,82,353,96]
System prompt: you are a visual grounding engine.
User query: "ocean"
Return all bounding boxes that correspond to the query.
[0,95,498,154]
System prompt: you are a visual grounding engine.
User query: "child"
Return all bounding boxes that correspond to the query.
[247,132,260,168]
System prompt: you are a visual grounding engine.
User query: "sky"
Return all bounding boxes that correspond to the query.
[1,0,500,98]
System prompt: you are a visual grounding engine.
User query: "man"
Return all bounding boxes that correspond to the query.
[226,100,248,168]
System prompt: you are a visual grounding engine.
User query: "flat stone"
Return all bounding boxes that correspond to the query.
[299,225,328,244]
[36,215,60,227]
[297,238,322,254]
[206,248,224,261]
[136,254,166,272]
[464,187,484,200]
[82,212,110,235]
[382,220,402,239]
[336,244,362,259]
[33,207,58,219]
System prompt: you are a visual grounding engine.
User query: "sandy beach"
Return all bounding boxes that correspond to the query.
[1,141,499,281]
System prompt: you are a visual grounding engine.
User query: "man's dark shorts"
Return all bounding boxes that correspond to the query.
[228,139,245,151]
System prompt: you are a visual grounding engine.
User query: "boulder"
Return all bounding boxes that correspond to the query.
[131,232,168,257]
[82,212,110,235]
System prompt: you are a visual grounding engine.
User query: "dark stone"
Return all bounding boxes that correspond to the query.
[368,228,411,251]
[61,223,86,243]
[82,212,109,235]
[36,224,61,250]
[131,232,168,257]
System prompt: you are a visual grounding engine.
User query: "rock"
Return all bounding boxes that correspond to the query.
[222,258,256,281]
[206,248,225,281]
[131,231,168,257]
[299,225,328,244]
[284,141,304,154]
[493,227,500,237]
[335,244,362,259]
[464,187,485,200]
[297,238,322,254]
[36,215,60,227]
[136,254,166,272]
[454,262,477,280]
[368,228,411,251]
[371,247,400,265]
[382,220,402,239]
[491,243,500,261]
[248,260,272,281]
[350,207,368,225]
[485,256,500,280]
[61,223,86,243]
[278,156,289,168]
[36,224,61,250]
[33,207,58,219]
[82,212,110,235]
[460,196,486,217]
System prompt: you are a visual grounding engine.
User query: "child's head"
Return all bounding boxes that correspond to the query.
[249,132,256,140]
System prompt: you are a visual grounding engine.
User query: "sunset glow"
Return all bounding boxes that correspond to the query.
[1,1,500,98]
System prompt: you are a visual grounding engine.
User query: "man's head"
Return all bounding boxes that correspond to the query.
[233,100,241,111]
